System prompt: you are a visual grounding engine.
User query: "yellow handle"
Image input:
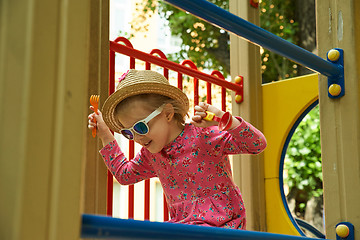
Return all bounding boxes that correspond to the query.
[204,111,216,121]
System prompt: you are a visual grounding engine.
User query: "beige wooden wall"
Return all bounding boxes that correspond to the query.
[0,0,109,239]
[316,0,360,239]
[229,0,266,232]
[230,0,360,239]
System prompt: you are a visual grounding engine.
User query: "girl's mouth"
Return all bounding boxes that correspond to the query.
[144,140,152,147]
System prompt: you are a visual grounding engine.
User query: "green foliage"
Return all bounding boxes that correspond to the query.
[260,0,299,82]
[146,0,230,77]
[284,105,323,213]
[117,30,134,39]
[144,0,299,82]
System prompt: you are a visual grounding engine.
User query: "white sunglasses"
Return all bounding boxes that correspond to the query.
[120,105,165,140]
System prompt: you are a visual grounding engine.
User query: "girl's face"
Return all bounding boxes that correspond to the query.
[117,101,178,153]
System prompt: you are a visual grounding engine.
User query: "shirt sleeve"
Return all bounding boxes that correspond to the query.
[99,140,157,185]
[198,117,267,156]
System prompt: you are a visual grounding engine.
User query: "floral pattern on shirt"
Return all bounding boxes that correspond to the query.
[100,117,266,230]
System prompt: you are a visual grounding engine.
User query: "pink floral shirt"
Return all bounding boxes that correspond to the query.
[100,117,266,229]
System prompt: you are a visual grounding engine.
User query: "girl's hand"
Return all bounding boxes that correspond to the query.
[88,106,115,146]
[190,102,242,130]
[190,102,224,128]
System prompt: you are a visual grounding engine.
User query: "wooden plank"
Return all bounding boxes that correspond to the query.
[316,0,360,239]
[83,0,109,216]
[229,0,266,232]
[0,0,104,239]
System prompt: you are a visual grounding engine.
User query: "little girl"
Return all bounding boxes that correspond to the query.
[88,69,267,230]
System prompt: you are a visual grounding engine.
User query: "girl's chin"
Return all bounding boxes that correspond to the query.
[142,140,167,154]
[147,147,161,154]
[147,144,163,154]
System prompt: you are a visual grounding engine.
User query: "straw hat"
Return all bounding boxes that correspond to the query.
[102,69,189,133]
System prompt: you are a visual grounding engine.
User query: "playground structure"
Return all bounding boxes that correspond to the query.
[1,0,359,240]
[82,38,323,239]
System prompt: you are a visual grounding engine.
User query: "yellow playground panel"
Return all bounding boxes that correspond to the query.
[262,74,319,235]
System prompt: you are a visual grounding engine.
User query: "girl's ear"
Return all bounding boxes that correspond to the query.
[164,103,175,122]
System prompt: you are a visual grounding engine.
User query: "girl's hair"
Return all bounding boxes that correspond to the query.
[115,93,189,127]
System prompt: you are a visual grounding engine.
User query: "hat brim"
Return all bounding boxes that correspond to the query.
[102,82,189,133]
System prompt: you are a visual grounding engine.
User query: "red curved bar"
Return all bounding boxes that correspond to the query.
[149,49,167,59]
[211,70,227,111]
[181,60,199,107]
[114,37,134,47]
[107,38,235,221]
[113,37,136,69]
[110,41,241,92]
[146,49,169,80]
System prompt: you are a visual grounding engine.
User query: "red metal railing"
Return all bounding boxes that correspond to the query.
[108,37,242,221]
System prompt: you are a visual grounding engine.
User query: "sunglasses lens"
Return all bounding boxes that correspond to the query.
[133,122,148,135]
[121,129,133,140]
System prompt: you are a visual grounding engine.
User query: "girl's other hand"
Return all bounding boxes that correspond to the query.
[190,102,224,128]
[88,106,115,146]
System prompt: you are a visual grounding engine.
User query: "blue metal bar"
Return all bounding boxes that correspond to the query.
[295,218,326,239]
[163,0,343,79]
[81,214,325,240]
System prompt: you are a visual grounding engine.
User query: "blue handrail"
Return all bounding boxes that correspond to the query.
[81,214,326,240]
[162,0,343,79]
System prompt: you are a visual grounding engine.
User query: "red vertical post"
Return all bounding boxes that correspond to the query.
[177,72,183,90]
[144,58,152,221]
[144,49,170,221]
[144,180,150,220]
[206,82,212,104]
[181,60,199,107]
[163,196,169,221]
[128,184,134,219]
[211,70,226,111]
[106,173,113,216]
[128,141,135,219]
[159,61,170,221]
[106,49,116,216]
[194,77,199,106]
[128,47,135,220]
[109,37,136,218]
[221,87,226,111]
